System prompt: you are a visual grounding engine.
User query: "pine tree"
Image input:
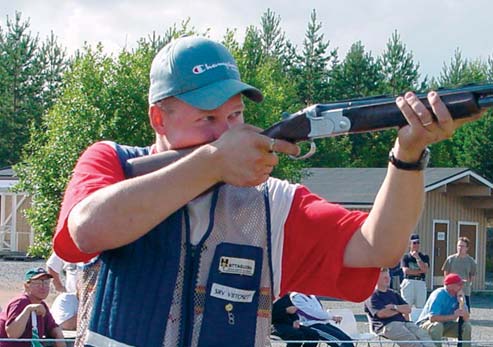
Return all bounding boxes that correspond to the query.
[379,30,421,95]
[296,9,334,105]
[0,12,67,166]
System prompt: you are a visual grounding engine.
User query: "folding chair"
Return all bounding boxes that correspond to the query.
[365,314,396,347]
[328,308,380,346]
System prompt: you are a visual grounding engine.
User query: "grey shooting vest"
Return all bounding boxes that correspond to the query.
[78,180,274,347]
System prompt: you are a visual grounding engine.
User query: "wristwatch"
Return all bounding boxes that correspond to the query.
[389,147,430,171]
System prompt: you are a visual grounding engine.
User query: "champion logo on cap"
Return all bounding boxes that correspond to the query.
[192,62,238,75]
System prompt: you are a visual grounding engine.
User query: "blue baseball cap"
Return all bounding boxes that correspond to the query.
[148,36,263,110]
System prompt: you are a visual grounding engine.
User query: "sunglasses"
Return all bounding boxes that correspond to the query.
[411,241,420,244]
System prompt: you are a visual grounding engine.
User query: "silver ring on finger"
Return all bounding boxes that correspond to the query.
[269,138,276,153]
[422,121,433,127]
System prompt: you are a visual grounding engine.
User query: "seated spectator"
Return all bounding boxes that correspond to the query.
[272,293,319,347]
[417,273,471,347]
[0,267,66,347]
[365,268,434,347]
[290,292,354,347]
[46,252,79,330]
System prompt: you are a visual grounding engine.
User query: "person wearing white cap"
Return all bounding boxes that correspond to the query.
[52,36,482,347]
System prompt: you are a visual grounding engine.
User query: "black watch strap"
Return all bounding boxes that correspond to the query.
[388,148,430,171]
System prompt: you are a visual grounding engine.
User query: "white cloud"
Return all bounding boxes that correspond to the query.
[2,0,492,78]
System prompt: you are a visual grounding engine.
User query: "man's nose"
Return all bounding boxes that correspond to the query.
[211,121,232,139]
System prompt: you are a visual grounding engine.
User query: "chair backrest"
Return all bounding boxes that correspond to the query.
[365,313,377,334]
[328,308,359,337]
[410,307,423,322]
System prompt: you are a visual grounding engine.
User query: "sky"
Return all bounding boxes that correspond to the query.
[2,0,493,80]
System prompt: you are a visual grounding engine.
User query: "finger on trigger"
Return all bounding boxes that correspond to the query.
[273,138,300,157]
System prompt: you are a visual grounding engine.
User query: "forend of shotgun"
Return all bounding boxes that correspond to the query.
[125,83,493,177]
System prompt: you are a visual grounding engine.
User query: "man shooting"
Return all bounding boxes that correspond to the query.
[53,36,482,347]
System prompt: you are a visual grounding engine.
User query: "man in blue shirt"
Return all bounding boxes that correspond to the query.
[416,273,471,347]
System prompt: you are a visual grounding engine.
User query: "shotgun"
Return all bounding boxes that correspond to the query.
[125,83,493,178]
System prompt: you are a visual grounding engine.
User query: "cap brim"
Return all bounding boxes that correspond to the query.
[30,273,53,280]
[175,79,263,110]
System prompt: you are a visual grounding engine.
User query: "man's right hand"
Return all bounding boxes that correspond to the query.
[209,124,300,187]
[28,304,46,317]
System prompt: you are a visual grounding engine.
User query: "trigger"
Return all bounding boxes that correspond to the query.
[289,141,316,160]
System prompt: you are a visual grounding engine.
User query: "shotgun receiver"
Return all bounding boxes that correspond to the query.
[125,83,493,178]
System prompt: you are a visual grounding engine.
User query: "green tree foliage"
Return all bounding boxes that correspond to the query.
[15,21,205,256]
[329,41,388,166]
[437,49,490,86]
[0,12,67,167]
[259,8,287,58]
[10,10,493,257]
[454,113,493,180]
[379,30,422,95]
[432,49,493,178]
[295,9,335,105]
[232,12,306,180]
[285,10,352,168]
[329,41,383,99]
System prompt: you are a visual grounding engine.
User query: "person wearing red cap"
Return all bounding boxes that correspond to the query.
[416,273,471,346]
[0,268,66,347]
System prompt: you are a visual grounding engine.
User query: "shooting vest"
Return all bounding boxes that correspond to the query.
[77,143,274,347]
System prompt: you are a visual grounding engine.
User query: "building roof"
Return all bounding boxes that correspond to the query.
[0,167,18,192]
[302,168,493,211]
[0,167,15,179]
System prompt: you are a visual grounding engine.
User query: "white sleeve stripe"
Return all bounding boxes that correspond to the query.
[267,178,299,299]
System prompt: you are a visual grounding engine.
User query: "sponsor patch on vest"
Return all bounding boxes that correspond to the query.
[210,283,256,303]
[218,256,255,276]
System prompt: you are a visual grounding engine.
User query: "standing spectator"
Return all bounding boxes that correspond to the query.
[365,268,434,347]
[0,268,66,347]
[290,292,354,347]
[389,261,404,292]
[441,237,477,311]
[272,293,319,347]
[401,234,430,308]
[416,273,471,347]
[46,252,79,330]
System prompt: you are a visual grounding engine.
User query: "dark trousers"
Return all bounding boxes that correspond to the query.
[310,323,355,347]
[272,324,319,347]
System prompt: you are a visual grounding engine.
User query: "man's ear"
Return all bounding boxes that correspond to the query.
[149,104,167,135]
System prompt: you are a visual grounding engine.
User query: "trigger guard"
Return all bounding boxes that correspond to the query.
[289,141,316,160]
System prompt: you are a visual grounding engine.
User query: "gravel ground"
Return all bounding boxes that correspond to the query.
[2,260,492,345]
